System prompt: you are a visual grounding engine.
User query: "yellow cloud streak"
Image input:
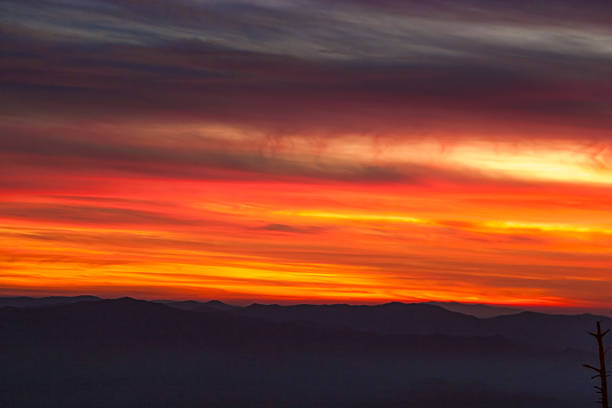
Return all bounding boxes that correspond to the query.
[280,209,612,235]
[278,210,428,224]
[483,220,612,235]
[320,135,612,185]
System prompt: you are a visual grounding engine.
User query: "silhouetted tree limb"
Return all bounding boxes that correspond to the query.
[584,321,609,408]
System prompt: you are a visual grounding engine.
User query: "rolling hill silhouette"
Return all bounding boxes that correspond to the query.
[230,301,610,351]
[424,301,522,318]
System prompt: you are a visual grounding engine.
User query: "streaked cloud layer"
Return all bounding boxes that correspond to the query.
[1,0,611,311]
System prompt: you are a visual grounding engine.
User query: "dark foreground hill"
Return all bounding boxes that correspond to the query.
[0,297,606,407]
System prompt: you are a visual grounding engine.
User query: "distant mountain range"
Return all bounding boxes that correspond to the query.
[0,295,540,317]
[424,301,522,318]
[0,295,102,308]
[0,295,608,352]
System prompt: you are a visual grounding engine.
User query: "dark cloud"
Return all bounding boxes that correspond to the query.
[2,37,611,129]
[0,203,200,226]
[1,0,611,141]
[50,195,166,206]
[256,224,324,234]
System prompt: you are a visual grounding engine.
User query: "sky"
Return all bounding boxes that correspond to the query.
[1,0,611,313]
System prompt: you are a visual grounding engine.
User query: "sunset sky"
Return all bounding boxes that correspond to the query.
[1,0,611,313]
